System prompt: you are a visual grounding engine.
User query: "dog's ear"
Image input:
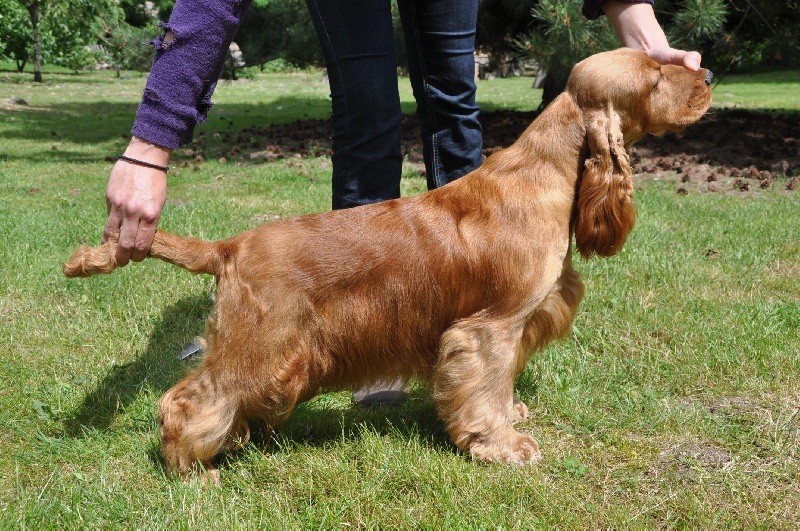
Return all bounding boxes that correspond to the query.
[575,103,636,259]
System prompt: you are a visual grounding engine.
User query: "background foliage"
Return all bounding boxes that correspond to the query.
[2,0,799,85]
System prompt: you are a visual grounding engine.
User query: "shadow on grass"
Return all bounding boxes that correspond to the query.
[145,390,453,477]
[7,95,799,175]
[63,293,212,437]
[279,389,447,447]
[0,96,333,150]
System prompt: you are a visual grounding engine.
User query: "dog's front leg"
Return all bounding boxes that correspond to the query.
[432,315,541,466]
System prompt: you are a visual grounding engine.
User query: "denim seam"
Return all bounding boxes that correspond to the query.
[309,0,350,203]
[407,0,443,188]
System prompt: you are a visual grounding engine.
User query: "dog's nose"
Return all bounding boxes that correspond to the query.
[704,70,714,85]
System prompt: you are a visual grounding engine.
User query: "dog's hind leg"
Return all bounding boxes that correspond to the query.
[158,366,248,484]
[433,314,541,466]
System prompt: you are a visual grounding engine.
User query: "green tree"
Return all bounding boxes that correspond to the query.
[97,21,159,76]
[18,0,48,81]
[133,0,322,73]
[119,0,155,27]
[0,0,124,81]
[707,0,800,74]
[516,0,618,108]
[94,2,159,77]
[235,0,323,68]
[478,0,536,49]
[0,0,31,71]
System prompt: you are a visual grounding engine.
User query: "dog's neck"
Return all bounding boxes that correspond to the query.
[504,93,587,187]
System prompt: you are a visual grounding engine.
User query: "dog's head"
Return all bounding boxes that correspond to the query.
[566,48,713,259]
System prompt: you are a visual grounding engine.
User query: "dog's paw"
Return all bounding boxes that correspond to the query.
[469,428,542,466]
[509,397,529,424]
[200,462,221,487]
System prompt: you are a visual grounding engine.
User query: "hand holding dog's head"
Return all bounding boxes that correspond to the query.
[568,48,713,142]
[567,49,713,259]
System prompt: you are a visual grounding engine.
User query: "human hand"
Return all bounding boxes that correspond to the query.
[103,137,171,266]
[647,48,702,71]
[604,1,702,71]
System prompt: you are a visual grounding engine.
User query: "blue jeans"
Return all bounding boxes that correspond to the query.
[306,0,482,209]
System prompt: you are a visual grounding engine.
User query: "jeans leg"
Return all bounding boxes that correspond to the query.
[398,0,482,190]
[306,0,403,209]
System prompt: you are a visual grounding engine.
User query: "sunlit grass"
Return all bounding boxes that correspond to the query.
[712,69,800,110]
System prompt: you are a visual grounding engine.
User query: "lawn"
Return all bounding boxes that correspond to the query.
[1,64,798,527]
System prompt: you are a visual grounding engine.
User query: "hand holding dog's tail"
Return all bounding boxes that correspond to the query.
[64,230,222,278]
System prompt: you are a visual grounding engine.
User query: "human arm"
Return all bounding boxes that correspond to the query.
[584,0,702,71]
[104,137,171,265]
[104,0,252,265]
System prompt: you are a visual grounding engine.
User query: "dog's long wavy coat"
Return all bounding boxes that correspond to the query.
[65,49,713,482]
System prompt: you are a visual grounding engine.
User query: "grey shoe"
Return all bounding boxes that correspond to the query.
[352,378,409,407]
[177,339,205,361]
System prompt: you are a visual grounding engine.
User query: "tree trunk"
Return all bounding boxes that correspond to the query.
[26,2,43,83]
[16,59,27,72]
[538,67,571,111]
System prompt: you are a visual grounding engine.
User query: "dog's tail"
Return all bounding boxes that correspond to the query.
[63,230,223,278]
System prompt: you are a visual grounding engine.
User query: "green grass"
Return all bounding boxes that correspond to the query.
[711,69,800,110]
[1,66,799,527]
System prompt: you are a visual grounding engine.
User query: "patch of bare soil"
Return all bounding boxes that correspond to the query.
[0,96,48,112]
[673,394,800,461]
[652,440,733,479]
[633,109,800,194]
[0,96,27,107]
[199,108,799,194]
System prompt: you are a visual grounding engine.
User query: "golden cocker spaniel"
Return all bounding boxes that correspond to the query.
[65,49,713,482]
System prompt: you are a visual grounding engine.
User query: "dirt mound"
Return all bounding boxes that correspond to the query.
[633,109,799,194]
[198,108,799,194]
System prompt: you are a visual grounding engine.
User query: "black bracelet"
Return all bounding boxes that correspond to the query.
[118,154,169,173]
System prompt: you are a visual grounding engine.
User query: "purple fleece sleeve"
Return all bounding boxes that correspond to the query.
[582,0,654,20]
[131,0,253,149]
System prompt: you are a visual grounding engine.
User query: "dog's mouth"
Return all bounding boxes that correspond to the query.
[692,90,713,114]
[672,89,713,131]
